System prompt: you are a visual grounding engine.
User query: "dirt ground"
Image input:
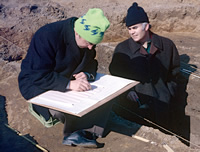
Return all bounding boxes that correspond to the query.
[0,0,200,151]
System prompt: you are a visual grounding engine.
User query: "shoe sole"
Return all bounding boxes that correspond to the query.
[63,141,98,148]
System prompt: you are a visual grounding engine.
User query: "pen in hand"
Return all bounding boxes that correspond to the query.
[135,97,142,106]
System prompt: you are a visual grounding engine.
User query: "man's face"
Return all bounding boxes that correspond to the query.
[75,32,95,50]
[128,23,148,43]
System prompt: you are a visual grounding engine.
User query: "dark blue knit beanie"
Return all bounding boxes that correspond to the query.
[125,2,149,27]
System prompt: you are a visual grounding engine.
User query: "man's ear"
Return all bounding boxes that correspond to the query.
[74,28,77,35]
[145,23,150,31]
[74,29,80,38]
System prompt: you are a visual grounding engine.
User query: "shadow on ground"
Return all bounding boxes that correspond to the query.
[0,95,42,152]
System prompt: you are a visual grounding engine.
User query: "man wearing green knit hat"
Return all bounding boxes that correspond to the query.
[75,8,110,45]
[18,8,110,148]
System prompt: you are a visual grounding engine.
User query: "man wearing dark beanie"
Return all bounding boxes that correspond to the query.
[109,2,180,128]
[125,2,149,27]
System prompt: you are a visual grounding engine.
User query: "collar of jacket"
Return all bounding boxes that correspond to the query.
[62,17,83,64]
[128,31,164,54]
[63,17,78,45]
[150,31,164,51]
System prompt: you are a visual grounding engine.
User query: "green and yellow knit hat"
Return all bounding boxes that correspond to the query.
[74,8,110,44]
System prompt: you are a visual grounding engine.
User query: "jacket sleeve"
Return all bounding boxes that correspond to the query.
[166,42,180,97]
[21,29,69,92]
[109,44,149,83]
[82,49,98,81]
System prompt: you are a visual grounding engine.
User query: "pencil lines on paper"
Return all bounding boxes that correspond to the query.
[28,73,138,116]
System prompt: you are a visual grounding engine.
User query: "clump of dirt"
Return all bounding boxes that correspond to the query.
[0,0,69,62]
[1,0,200,61]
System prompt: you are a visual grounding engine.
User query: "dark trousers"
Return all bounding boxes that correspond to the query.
[113,92,170,128]
[49,101,113,137]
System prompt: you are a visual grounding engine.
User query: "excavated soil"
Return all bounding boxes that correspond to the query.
[0,0,200,152]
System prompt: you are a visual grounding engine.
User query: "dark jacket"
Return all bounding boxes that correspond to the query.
[109,32,180,104]
[18,17,98,119]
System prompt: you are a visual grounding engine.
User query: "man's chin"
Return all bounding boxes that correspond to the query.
[131,38,139,42]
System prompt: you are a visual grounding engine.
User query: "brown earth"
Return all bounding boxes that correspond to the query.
[0,0,200,152]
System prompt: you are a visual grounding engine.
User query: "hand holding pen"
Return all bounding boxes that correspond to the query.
[127,91,149,109]
[127,91,141,106]
[69,72,91,91]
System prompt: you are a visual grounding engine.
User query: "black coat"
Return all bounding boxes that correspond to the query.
[18,17,98,119]
[109,33,180,104]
